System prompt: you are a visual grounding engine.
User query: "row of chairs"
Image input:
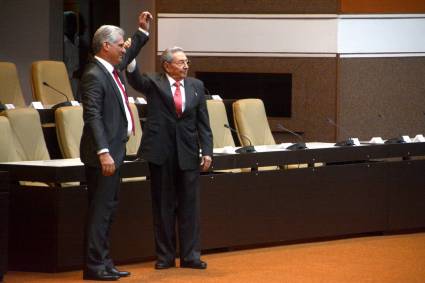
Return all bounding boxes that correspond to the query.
[55,98,273,159]
[0,61,74,107]
[208,98,275,149]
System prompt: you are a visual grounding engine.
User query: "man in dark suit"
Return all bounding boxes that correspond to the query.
[79,11,152,281]
[126,47,213,270]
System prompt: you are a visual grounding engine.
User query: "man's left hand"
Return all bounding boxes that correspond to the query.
[139,11,153,31]
[200,155,212,172]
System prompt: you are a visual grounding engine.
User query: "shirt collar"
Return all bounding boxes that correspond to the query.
[95,56,114,74]
[166,73,184,88]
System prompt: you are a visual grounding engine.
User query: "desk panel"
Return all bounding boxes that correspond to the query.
[1,144,424,272]
[0,172,9,280]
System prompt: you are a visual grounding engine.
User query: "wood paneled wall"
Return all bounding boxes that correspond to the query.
[340,0,425,14]
[185,56,337,142]
[157,0,339,14]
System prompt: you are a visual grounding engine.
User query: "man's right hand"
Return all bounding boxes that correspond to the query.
[99,152,116,176]
[139,11,153,31]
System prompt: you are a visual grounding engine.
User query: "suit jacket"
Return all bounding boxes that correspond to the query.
[79,31,148,168]
[126,69,213,170]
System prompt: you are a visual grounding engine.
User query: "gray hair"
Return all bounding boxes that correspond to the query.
[92,25,125,54]
[160,46,185,66]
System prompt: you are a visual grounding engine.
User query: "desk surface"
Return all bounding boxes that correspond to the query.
[1,142,424,182]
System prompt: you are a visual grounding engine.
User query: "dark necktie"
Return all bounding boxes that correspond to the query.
[112,69,135,135]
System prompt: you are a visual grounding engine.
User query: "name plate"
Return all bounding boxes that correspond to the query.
[30,101,44,109]
[212,95,223,100]
[135,97,147,104]
[401,135,411,143]
[351,138,360,146]
[5,103,15,109]
[369,137,384,144]
[413,134,425,142]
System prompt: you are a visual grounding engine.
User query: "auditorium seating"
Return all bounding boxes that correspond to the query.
[0,62,27,107]
[233,98,276,147]
[206,100,242,173]
[232,99,307,169]
[206,100,236,148]
[55,106,84,159]
[3,108,50,161]
[126,103,143,156]
[1,109,51,186]
[0,116,21,162]
[31,60,75,106]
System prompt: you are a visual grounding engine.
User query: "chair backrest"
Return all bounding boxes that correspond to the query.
[126,103,143,155]
[206,100,235,148]
[55,106,83,158]
[0,62,26,107]
[3,108,50,161]
[31,60,74,106]
[233,98,275,146]
[0,116,22,162]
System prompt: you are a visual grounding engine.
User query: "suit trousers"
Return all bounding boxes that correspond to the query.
[84,166,121,272]
[149,149,201,264]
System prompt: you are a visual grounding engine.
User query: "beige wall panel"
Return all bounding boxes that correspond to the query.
[157,0,338,14]
[338,57,425,141]
[172,56,338,142]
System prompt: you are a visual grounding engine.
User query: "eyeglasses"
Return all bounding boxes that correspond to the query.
[171,59,190,66]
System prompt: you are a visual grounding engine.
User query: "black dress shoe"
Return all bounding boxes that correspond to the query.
[83,269,120,281]
[180,260,207,269]
[155,261,176,270]
[107,267,130,277]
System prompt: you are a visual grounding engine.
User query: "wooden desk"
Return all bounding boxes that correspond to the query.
[1,143,424,272]
[0,171,9,280]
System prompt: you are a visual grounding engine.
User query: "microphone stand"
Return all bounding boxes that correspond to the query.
[276,124,307,150]
[224,124,256,153]
[326,118,355,146]
[42,82,73,110]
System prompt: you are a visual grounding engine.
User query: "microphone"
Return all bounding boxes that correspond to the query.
[276,124,307,150]
[375,113,406,144]
[326,117,355,146]
[42,81,72,110]
[224,124,256,153]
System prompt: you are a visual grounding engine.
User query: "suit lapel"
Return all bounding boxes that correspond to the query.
[95,60,127,117]
[156,74,179,117]
[183,79,195,116]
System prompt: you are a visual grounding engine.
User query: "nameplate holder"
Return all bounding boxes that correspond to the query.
[351,138,361,146]
[212,95,222,101]
[413,134,425,143]
[401,135,411,143]
[30,101,44,109]
[369,137,384,144]
[5,104,15,110]
[135,97,147,104]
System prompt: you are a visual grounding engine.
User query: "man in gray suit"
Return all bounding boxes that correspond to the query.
[79,11,152,281]
[126,47,213,270]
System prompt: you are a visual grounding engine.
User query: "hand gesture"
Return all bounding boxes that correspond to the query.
[124,37,132,49]
[139,11,153,31]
